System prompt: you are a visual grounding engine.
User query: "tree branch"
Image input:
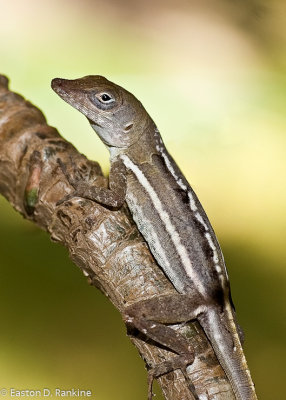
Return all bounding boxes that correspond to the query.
[0,75,235,400]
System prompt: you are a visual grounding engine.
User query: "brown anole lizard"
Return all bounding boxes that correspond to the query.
[51,75,258,400]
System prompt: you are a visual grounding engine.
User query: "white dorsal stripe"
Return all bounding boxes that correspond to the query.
[195,211,209,231]
[155,143,228,286]
[155,141,198,213]
[121,154,207,297]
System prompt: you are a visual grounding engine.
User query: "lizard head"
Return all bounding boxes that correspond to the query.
[51,75,151,149]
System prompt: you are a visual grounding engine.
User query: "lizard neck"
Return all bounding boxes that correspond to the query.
[110,119,163,164]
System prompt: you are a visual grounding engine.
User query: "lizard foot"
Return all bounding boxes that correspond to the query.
[56,157,97,205]
[147,353,198,400]
[57,157,80,188]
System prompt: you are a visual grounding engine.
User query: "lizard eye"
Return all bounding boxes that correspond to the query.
[97,92,114,103]
[89,91,116,110]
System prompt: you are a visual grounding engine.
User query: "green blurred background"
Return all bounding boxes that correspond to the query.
[0,0,285,399]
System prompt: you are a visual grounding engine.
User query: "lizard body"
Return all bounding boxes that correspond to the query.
[51,76,257,400]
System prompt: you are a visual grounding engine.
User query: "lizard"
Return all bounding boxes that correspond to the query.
[51,75,258,400]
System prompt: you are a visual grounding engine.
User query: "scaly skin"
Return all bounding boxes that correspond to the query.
[51,76,258,400]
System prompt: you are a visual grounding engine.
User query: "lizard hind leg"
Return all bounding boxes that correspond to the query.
[147,353,199,400]
[124,293,206,400]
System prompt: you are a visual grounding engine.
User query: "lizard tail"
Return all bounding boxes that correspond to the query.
[198,303,258,400]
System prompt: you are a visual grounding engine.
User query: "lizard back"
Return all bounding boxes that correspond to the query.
[120,146,229,303]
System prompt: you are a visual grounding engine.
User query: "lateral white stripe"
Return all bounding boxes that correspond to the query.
[126,192,186,293]
[121,154,207,297]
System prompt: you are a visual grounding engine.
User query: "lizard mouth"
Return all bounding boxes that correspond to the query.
[87,117,103,128]
[51,78,91,118]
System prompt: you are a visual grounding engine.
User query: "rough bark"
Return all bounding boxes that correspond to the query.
[0,75,235,400]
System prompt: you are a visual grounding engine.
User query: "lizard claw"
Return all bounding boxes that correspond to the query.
[56,191,80,206]
[57,158,78,188]
[147,371,155,400]
[146,353,197,400]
